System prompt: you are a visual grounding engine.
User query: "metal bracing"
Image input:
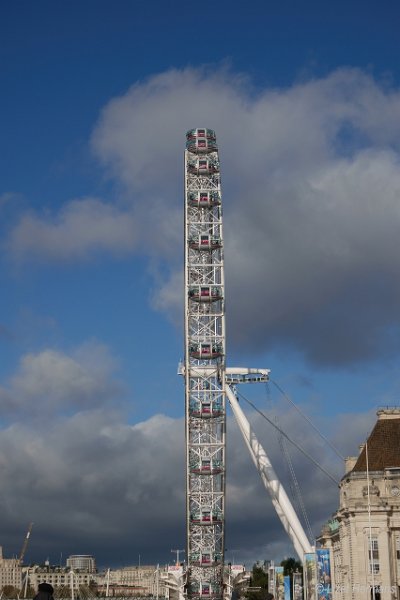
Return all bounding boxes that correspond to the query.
[183,131,312,600]
[184,128,226,600]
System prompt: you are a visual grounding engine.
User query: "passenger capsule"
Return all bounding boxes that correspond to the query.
[201,583,222,599]
[188,191,221,208]
[187,157,220,175]
[186,129,217,154]
[189,401,224,419]
[187,128,216,141]
[189,552,222,567]
[188,235,222,251]
[189,342,224,360]
[190,510,223,525]
[189,459,223,475]
[187,582,222,600]
[188,286,223,303]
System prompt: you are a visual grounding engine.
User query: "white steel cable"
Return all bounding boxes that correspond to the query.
[271,379,345,461]
[235,388,340,485]
[266,384,315,544]
[279,430,314,544]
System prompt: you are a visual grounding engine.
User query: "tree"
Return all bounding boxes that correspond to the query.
[2,585,21,599]
[245,565,273,600]
[280,558,303,600]
[280,558,302,576]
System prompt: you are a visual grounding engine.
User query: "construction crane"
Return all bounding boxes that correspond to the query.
[19,522,33,564]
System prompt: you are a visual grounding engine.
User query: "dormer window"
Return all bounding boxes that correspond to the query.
[385,467,400,478]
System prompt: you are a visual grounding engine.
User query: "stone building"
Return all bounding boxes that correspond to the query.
[96,564,167,597]
[26,564,95,592]
[25,562,167,596]
[318,408,400,600]
[0,546,22,591]
[66,554,96,573]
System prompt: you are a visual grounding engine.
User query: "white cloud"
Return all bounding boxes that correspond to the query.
[149,267,183,325]
[0,410,186,562]
[91,68,251,193]
[0,192,22,208]
[6,66,400,365]
[7,197,138,263]
[0,367,374,567]
[0,334,379,566]
[0,341,121,417]
[90,66,400,366]
[0,341,186,563]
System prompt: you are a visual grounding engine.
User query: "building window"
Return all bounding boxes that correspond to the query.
[395,533,400,578]
[370,586,381,600]
[368,535,380,574]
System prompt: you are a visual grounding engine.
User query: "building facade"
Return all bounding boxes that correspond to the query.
[26,564,95,592]
[0,546,22,591]
[96,565,167,597]
[23,562,167,597]
[96,565,165,597]
[66,555,96,573]
[319,408,400,600]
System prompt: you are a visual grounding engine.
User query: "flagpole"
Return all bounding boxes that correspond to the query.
[366,440,376,600]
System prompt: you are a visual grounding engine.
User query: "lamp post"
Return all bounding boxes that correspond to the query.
[70,569,75,600]
[171,550,185,566]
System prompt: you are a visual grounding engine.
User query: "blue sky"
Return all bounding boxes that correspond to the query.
[1,0,400,571]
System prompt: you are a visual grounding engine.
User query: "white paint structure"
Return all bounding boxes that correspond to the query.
[225,382,314,559]
[183,129,312,600]
[184,128,226,600]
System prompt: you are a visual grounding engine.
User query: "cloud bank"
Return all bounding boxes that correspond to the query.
[0,339,376,567]
[8,66,400,366]
[7,198,138,262]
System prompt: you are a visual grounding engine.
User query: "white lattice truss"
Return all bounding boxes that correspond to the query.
[184,129,226,600]
[183,130,313,600]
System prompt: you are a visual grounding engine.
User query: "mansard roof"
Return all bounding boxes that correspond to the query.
[352,409,400,472]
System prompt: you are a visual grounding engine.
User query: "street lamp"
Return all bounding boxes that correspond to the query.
[171,549,185,566]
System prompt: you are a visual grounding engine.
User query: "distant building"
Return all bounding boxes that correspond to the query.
[26,554,97,592]
[318,408,400,600]
[0,546,22,590]
[24,561,167,597]
[66,554,96,573]
[96,565,167,597]
[27,565,95,591]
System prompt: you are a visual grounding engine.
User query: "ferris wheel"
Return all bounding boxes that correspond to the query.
[182,129,313,600]
[184,128,226,600]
